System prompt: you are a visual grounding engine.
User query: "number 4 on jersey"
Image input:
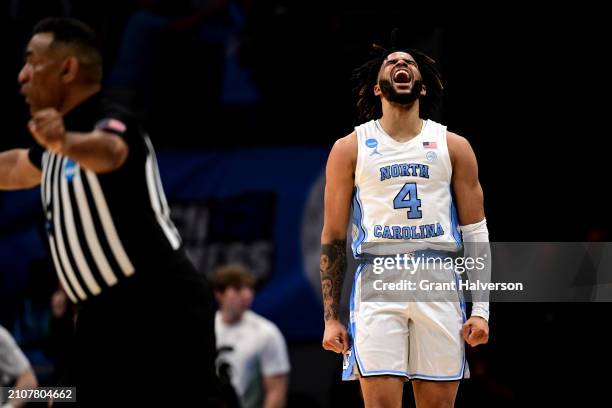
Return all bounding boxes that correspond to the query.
[393,183,422,219]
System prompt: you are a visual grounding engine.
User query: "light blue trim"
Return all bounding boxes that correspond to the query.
[358,368,465,381]
[343,264,365,380]
[453,270,468,379]
[351,187,367,257]
[349,264,364,315]
[449,188,462,250]
[363,369,410,377]
[352,263,376,378]
[453,271,467,322]
[408,371,465,380]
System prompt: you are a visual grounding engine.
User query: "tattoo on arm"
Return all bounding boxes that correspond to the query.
[320,239,347,321]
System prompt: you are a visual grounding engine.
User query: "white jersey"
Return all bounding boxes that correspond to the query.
[351,119,462,257]
[215,311,290,408]
[0,325,30,387]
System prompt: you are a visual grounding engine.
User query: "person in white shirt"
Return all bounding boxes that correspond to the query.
[0,325,38,408]
[213,264,290,408]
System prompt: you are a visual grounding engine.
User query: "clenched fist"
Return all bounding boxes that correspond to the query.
[28,108,67,154]
[462,316,489,347]
[322,319,350,354]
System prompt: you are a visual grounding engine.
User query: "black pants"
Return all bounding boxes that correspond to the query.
[66,255,224,406]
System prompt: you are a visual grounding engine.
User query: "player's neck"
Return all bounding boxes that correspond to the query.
[60,83,101,115]
[379,101,423,143]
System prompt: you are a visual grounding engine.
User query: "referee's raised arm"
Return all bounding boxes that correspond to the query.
[27,108,129,174]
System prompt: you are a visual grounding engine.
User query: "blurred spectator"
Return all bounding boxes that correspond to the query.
[213,264,290,408]
[44,288,76,387]
[0,325,38,408]
[108,0,234,147]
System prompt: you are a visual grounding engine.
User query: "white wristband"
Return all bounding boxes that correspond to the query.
[459,218,491,322]
[471,301,490,322]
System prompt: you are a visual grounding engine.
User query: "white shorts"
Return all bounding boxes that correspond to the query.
[342,262,469,381]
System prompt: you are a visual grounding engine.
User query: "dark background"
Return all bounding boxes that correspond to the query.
[2,1,611,406]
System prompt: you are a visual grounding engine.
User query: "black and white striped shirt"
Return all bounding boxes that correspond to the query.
[28,93,183,303]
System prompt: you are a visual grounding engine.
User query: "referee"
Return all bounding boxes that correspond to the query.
[1,18,224,405]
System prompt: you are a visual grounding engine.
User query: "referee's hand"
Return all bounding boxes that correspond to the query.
[28,108,67,154]
[322,319,349,354]
[462,316,489,347]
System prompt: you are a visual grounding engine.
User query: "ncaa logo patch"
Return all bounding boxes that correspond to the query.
[64,159,78,181]
[365,138,382,156]
[426,151,437,162]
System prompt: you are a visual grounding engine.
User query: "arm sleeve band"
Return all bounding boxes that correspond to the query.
[459,218,491,322]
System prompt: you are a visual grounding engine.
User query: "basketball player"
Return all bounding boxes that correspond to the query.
[320,46,490,408]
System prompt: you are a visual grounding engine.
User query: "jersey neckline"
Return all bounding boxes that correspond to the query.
[374,119,429,148]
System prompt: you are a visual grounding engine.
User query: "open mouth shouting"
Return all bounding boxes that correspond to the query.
[392,68,412,89]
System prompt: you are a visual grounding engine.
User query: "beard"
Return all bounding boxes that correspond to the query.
[378,78,424,106]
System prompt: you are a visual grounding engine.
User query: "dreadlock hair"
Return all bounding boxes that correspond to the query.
[352,42,444,122]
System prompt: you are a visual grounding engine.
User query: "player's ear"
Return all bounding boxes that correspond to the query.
[60,57,79,84]
[420,83,427,97]
[374,84,381,96]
